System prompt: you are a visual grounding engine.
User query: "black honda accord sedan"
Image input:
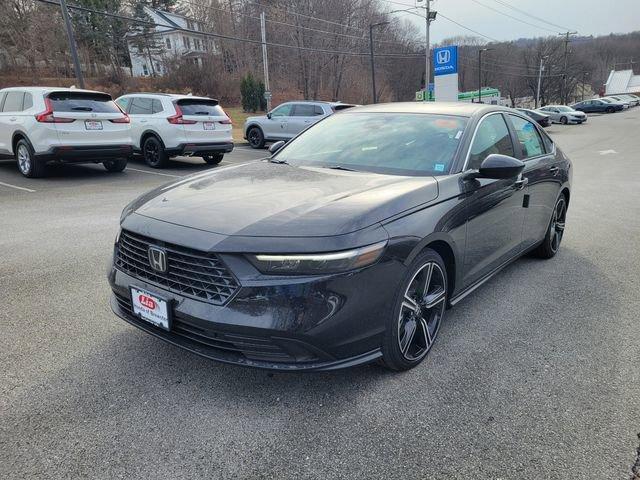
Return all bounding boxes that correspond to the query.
[108,102,571,371]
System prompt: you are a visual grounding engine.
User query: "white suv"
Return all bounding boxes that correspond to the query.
[115,93,234,168]
[0,87,132,177]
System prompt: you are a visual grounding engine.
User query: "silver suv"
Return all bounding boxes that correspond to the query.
[243,101,355,149]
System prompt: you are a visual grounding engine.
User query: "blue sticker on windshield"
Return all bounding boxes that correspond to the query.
[434,163,445,172]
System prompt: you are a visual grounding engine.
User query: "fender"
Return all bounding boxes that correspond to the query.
[139,129,164,151]
[11,129,33,155]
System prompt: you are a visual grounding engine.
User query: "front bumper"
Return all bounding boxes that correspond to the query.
[36,145,133,163]
[166,142,234,157]
[108,252,403,371]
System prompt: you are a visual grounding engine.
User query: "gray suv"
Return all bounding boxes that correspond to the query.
[243,100,355,149]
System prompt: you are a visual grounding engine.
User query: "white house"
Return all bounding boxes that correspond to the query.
[127,7,215,77]
[604,69,640,95]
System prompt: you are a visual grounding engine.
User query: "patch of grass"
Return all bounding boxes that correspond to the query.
[224,107,265,144]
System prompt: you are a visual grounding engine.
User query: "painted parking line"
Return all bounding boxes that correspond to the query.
[126,168,184,178]
[0,181,36,193]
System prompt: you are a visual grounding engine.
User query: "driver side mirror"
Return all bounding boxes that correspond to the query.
[269,140,286,154]
[266,112,272,119]
[478,154,525,179]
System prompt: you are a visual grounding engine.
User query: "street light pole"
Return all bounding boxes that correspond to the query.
[424,0,431,98]
[536,55,548,108]
[478,48,492,104]
[59,0,85,88]
[368,21,389,104]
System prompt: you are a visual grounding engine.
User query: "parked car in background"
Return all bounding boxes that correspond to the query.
[516,108,550,127]
[115,93,233,168]
[243,101,356,149]
[600,97,629,110]
[538,105,587,124]
[606,94,639,107]
[0,87,132,178]
[571,99,624,114]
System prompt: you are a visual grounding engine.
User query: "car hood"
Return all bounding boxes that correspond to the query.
[130,161,439,237]
[245,114,268,124]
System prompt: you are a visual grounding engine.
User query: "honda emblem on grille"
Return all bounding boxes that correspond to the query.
[148,246,167,273]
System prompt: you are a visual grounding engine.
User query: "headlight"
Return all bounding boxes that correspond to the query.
[250,241,387,275]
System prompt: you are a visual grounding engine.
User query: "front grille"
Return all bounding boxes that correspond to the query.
[113,292,294,363]
[115,230,239,305]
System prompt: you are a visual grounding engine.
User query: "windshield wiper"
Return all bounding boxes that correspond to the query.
[268,158,289,164]
[71,106,93,111]
[324,165,358,172]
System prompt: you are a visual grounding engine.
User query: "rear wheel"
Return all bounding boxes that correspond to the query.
[247,127,265,149]
[560,116,568,125]
[142,136,168,168]
[16,139,46,178]
[203,153,224,165]
[381,249,448,371]
[103,158,128,172]
[534,194,567,259]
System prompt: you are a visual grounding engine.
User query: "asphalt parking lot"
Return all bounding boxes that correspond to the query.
[1,112,639,479]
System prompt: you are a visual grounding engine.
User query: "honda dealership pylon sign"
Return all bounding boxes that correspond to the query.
[433,46,459,102]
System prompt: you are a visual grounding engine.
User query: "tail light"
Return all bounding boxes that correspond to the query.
[110,114,130,124]
[218,107,232,125]
[167,103,197,124]
[35,97,74,123]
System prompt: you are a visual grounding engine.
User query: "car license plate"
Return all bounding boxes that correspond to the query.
[203,122,215,130]
[130,287,170,331]
[85,120,103,130]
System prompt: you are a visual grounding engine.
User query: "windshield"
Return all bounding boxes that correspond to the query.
[176,99,224,116]
[49,92,121,113]
[556,106,573,112]
[273,113,468,176]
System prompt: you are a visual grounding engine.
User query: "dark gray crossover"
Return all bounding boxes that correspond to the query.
[108,102,572,371]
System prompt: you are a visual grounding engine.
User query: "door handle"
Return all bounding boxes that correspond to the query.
[514,177,529,190]
[549,166,559,174]
[139,120,148,123]
[9,117,17,121]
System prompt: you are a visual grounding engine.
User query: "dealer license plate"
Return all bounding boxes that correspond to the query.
[85,120,103,130]
[130,287,170,331]
[203,122,215,130]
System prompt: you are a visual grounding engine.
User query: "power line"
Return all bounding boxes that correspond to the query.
[492,0,573,32]
[181,0,406,46]
[468,0,561,34]
[35,0,424,58]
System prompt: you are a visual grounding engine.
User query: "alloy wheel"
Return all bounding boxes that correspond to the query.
[17,144,31,174]
[248,128,262,147]
[550,197,567,253]
[144,140,159,164]
[398,262,447,361]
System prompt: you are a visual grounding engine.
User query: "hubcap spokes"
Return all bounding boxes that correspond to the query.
[17,145,30,173]
[398,262,446,361]
[550,198,567,252]
[145,143,158,162]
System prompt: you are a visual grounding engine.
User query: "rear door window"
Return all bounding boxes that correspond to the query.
[22,93,33,110]
[508,114,544,159]
[3,92,24,112]
[49,92,121,113]
[292,104,317,117]
[129,97,154,115]
[152,99,164,114]
[176,99,223,116]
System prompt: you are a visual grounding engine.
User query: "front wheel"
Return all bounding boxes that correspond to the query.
[247,127,265,149]
[381,249,448,371]
[203,153,224,165]
[534,194,567,259]
[605,107,615,113]
[103,158,128,172]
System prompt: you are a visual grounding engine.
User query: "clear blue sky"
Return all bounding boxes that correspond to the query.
[387,0,640,43]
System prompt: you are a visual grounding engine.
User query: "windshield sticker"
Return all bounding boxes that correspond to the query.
[434,163,445,172]
[455,130,463,139]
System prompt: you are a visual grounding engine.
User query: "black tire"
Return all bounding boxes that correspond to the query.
[203,153,224,165]
[560,116,568,125]
[103,158,128,172]
[534,194,567,259]
[606,106,615,114]
[15,138,46,178]
[247,126,265,149]
[381,248,448,371]
[142,135,168,168]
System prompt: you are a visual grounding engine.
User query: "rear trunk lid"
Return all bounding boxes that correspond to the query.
[176,98,232,144]
[48,91,130,146]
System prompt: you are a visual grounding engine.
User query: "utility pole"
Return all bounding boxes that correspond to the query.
[424,0,431,98]
[369,21,389,104]
[260,12,271,112]
[536,55,548,108]
[59,0,85,88]
[559,31,577,104]
[478,48,492,104]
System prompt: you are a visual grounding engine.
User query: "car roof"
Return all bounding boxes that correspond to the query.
[118,92,217,101]
[0,86,109,95]
[345,102,509,117]
[279,100,355,106]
